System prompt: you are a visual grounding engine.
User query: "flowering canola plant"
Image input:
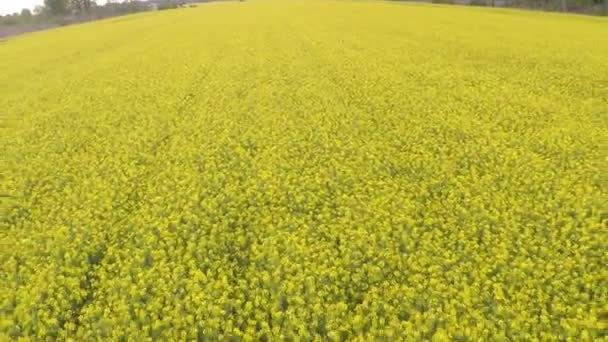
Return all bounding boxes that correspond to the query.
[1,0,607,340]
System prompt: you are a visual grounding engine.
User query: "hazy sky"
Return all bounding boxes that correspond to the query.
[0,0,108,15]
[1,0,41,15]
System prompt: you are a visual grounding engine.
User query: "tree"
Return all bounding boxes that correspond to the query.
[70,0,92,13]
[44,0,69,15]
[33,5,46,15]
[20,8,33,20]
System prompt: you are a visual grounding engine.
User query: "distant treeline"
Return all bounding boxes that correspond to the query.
[0,0,605,37]
[0,0,220,37]
[402,0,607,15]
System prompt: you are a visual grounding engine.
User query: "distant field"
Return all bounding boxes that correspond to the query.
[1,0,607,339]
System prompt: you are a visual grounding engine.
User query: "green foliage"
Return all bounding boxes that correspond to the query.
[20,9,33,20]
[44,0,69,16]
[158,3,180,11]
[0,15,19,26]
[432,0,454,4]
[1,0,607,340]
[469,0,489,6]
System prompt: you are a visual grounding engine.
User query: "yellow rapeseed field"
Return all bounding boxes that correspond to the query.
[1,0,607,340]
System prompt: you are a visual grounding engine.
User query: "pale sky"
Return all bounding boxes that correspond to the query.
[0,0,108,15]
